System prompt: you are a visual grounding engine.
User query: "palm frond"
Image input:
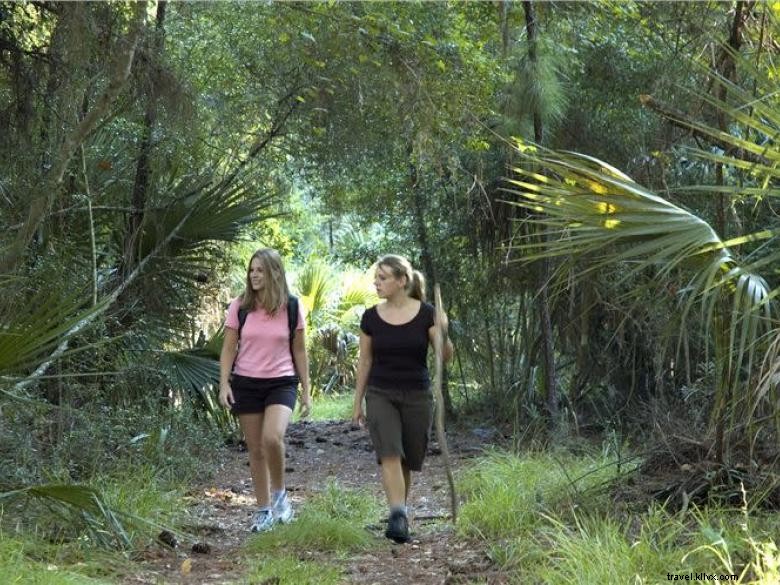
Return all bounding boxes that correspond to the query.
[0,484,130,548]
[295,260,335,322]
[0,291,109,376]
[506,142,774,456]
[158,349,235,434]
[336,271,378,325]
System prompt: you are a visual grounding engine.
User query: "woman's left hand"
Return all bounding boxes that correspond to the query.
[298,393,312,418]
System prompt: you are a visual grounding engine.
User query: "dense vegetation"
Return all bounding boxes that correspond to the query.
[1,1,778,582]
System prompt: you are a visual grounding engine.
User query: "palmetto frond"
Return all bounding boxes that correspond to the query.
[0,484,131,548]
[0,289,109,378]
[295,260,335,324]
[158,348,236,434]
[506,142,774,457]
[336,271,378,326]
[138,172,273,258]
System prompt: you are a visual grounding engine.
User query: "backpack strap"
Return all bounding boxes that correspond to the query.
[237,307,249,339]
[287,294,299,366]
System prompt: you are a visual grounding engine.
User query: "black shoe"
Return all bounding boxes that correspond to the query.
[385,510,411,544]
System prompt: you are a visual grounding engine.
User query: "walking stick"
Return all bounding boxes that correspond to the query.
[432,284,458,524]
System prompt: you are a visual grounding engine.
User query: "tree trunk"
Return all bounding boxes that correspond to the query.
[523,0,558,423]
[124,1,167,275]
[408,149,455,418]
[714,0,749,240]
[499,1,510,59]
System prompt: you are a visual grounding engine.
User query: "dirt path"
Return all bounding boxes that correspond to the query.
[124,420,505,584]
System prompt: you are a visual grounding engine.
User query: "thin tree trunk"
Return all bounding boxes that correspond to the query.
[124,1,167,275]
[499,1,510,59]
[408,149,455,417]
[523,0,558,423]
[715,0,749,239]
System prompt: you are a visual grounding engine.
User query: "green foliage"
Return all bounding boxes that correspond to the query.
[0,397,222,486]
[0,484,133,549]
[290,260,377,395]
[506,78,777,453]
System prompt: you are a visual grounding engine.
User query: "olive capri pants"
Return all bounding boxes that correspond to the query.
[365,385,434,472]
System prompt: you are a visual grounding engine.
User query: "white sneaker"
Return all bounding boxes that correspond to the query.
[272,491,293,524]
[250,509,274,533]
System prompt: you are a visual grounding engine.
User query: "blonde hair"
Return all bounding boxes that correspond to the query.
[377,254,426,301]
[240,248,290,315]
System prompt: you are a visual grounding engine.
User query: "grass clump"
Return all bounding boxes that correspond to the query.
[244,555,342,585]
[246,481,381,554]
[457,448,628,540]
[95,465,185,543]
[535,509,686,584]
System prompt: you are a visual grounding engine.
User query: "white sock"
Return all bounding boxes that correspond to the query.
[390,504,407,516]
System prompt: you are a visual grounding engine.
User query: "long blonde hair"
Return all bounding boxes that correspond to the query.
[240,248,290,315]
[377,254,426,301]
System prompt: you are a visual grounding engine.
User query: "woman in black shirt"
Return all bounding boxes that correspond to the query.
[353,254,453,543]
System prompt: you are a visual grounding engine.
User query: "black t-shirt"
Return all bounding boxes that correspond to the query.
[360,302,435,391]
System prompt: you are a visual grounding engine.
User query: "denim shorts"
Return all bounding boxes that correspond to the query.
[365,384,433,472]
[229,374,297,415]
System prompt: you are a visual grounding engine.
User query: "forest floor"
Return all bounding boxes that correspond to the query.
[122,419,506,585]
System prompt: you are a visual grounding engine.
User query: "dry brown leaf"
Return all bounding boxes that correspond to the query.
[180,558,192,575]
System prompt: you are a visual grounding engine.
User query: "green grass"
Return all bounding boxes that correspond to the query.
[96,465,184,540]
[295,392,353,422]
[0,533,114,584]
[457,448,630,540]
[457,448,780,584]
[243,555,342,585]
[0,465,192,584]
[246,481,382,554]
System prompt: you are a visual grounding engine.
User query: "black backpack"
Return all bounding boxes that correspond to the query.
[235,294,299,371]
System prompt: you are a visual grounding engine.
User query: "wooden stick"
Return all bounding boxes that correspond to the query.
[432,284,458,524]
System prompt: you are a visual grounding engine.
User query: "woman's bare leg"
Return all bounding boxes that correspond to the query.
[239,412,269,506]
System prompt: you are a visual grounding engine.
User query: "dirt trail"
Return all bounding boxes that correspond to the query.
[124,420,505,584]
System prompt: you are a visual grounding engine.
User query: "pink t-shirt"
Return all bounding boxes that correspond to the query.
[225,297,306,379]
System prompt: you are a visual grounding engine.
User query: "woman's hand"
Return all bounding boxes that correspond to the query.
[218,380,234,408]
[298,392,312,418]
[439,311,450,339]
[352,401,366,428]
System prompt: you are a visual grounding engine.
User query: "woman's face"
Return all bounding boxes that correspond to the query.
[249,257,265,291]
[374,264,406,299]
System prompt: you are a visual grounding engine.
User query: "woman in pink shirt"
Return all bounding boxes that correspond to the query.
[219,248,312,533]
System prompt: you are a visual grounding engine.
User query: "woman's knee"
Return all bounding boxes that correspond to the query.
[247,442,266,464]
[261,431,284,453]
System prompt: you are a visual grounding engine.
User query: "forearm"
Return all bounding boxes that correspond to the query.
[443,338,454,363]
[220,345,237,383]
[354,358,371,404]
[293,347,310,394]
